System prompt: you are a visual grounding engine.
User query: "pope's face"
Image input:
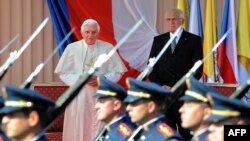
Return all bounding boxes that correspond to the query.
[81,24,99,45]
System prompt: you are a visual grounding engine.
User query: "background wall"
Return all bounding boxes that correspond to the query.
[0,0,238,85]
[0,0,58,85]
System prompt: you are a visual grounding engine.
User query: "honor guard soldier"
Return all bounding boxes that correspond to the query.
[125,78,183,141]
[205,92,250,141]
[0,84,55,141]
[0,97,10,141]
[93,76,136,141]
[179,77,220,141]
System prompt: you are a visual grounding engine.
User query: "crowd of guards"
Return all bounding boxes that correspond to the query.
[0,75,249,141]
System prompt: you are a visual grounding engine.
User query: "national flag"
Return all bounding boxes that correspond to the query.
[188,0,204,82]
[203,0,218,82]
[188,0,203,38]
[237,0,250,85]
[177,0,189,30]
[218,0,238,84]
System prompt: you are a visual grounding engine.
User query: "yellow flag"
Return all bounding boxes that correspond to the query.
[203,0,217,82]
[237,0,250,84]
[177,0,189,30]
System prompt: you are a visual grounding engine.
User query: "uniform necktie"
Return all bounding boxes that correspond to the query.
[171,38,177,53]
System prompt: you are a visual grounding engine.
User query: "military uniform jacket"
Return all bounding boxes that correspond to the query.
[191,129,212,141]
[93,115,136,141]
[128,115,183,141]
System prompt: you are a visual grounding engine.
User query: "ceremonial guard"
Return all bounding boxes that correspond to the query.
[93,76,136,141]
[206,91,250,141]
[125,78,183,141]
[0,85,55,141]
[179,77,219,141]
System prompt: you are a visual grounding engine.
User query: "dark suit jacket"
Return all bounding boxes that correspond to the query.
[148,30,203,87]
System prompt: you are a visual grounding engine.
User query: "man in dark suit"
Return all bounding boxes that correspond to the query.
[148,9,203,140]
[149,8,203,88]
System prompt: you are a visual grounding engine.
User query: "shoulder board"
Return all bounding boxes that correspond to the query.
[157,123,174,137]
[118,123,132,137]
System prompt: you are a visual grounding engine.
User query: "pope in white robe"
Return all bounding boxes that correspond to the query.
[54,19,127,141]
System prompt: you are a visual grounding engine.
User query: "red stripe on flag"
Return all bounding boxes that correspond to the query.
[65,0,116,45]
[218,44,237,83]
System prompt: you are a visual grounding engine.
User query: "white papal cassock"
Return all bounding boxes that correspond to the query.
[55,39,127,141]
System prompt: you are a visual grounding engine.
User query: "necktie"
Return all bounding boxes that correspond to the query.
[171,38,177,53]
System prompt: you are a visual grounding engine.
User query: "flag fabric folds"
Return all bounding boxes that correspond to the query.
[47,0,76,55]
[188,0,204,82]
[177,0,189,30]
[237,0,250,85]
[218,0,238,84]
[188,0,203,38]
[203,0,218,82]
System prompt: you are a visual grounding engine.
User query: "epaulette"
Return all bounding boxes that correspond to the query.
[157,123,174,137]
[118,123,132,137]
